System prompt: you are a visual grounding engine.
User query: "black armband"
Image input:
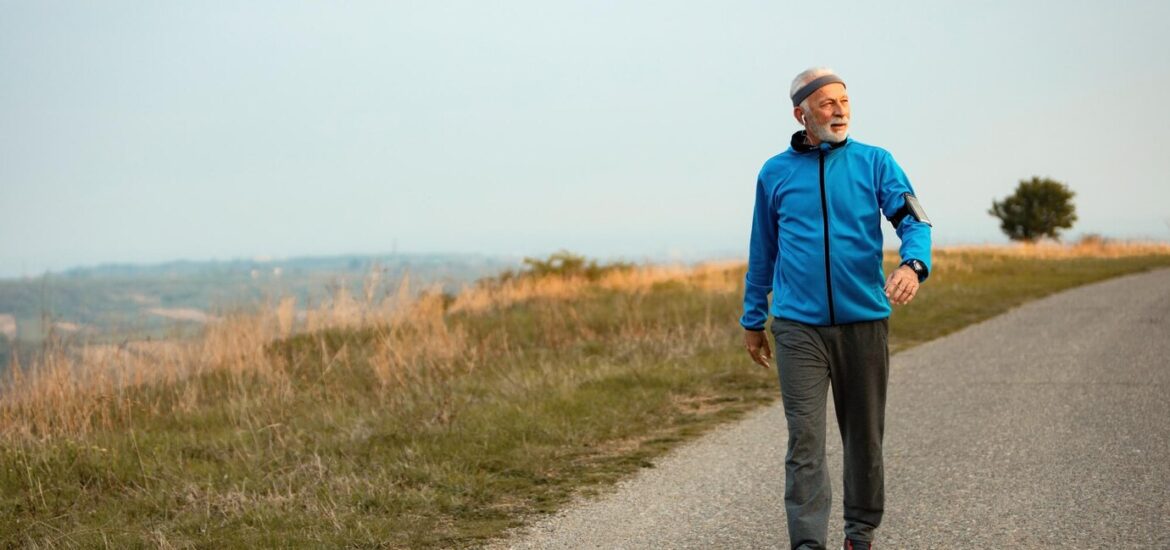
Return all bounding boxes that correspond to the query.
[888,193,932,229]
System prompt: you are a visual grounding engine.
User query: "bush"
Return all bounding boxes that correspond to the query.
[496,250,633,283]
[989,177,1078,242]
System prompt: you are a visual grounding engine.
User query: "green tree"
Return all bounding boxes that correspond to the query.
[989,177,1078,242]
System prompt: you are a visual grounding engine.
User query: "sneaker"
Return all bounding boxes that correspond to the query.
[843,541,872,550]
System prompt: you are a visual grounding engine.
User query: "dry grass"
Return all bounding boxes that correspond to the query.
[0,282,390,440]
[450,260,741,314]
[0,259,743,443]
[935,237,1170,259]
[885,239,1170,275]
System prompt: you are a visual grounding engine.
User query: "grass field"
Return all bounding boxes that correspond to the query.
[2,243,1169,548]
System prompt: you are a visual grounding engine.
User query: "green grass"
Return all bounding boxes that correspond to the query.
[2,251,1168,548]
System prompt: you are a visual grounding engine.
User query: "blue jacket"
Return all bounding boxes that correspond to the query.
[740,132,932,329]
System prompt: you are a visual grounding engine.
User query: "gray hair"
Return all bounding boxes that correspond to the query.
[789,67,839,111]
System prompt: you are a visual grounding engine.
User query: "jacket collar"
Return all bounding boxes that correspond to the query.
[790,130,850,153]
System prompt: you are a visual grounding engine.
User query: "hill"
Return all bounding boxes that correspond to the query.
[0,253,520,371]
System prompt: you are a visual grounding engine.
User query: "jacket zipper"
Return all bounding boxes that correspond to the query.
[818,148,836,325]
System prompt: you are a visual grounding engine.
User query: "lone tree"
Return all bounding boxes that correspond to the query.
[989,177,1077,242]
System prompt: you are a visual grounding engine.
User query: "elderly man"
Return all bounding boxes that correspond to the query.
[741,68,932,550]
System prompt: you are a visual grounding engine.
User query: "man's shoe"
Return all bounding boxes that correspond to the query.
[843,540,872,550]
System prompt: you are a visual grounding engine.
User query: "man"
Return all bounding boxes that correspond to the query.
[741,67,932,550]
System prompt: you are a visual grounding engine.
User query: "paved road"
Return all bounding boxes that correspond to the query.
[491,268,1170,549]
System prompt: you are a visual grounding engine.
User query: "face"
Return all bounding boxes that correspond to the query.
[793,83,850,144]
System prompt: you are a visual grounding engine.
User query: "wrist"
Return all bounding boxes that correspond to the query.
[900,259,928,281]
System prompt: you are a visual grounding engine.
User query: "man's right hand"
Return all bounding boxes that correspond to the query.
[745,329,772,369]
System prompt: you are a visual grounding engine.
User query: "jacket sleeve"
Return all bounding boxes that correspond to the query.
[740,173,778,330]
[877,151,933,279]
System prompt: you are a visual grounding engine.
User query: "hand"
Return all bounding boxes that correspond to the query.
[745,330,772,369]
[884,265,920,306]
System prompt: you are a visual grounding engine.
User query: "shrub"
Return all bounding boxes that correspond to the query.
[988,177,1078,242]
[497,250,633,282]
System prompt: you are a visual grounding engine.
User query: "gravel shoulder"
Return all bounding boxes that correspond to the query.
[489,268,1170,549]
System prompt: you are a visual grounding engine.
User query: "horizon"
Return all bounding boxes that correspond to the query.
[8,233,1168,281]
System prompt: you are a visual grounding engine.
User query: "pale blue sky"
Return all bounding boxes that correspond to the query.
[3,0,1169,277]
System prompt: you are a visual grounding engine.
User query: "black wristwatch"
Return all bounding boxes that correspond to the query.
[901,259,928,281]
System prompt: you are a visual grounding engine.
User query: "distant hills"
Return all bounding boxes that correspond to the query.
[0,253,521,368]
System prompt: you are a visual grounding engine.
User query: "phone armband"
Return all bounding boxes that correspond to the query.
[889,193,932,228]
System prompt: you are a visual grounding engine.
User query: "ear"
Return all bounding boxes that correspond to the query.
[793,107,806,126]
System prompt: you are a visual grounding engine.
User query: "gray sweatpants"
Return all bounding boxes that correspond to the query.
[770,318,889,550]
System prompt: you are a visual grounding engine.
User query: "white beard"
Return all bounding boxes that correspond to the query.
[808,119,848,144]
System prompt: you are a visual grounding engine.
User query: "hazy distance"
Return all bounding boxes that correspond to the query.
[3,0,1169,278]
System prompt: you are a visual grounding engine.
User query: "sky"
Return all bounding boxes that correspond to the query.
[3,0,1169,277]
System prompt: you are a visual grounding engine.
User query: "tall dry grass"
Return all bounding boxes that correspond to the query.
[886,238,1170,274]
[942,237,1170,258]
[0,260,741,443]
[449,260,741,314]
[0,272,422,440]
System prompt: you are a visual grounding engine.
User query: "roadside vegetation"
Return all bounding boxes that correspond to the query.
[2,243,1169,548]
[0,253,513,374]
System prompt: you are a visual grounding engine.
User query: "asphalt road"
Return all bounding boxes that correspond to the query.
[490,268,1170,549]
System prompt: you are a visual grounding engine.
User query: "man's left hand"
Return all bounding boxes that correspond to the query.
[884,265,920,305]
